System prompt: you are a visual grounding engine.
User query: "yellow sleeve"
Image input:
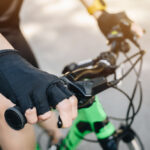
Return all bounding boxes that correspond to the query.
[87,0,106,15]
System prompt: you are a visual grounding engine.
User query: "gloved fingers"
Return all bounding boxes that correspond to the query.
[47,82,78,127]
[56,99,73,128]
[47,84,71,108]
[31,89,51,120]
[17,95,33,114]
[117,11,133,23]
[17,95,38,124]
[25,107,38,124]
[98,11,132,37]
[69,95,78,120]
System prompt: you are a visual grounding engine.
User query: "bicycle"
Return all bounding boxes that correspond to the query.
[4,21,145,150]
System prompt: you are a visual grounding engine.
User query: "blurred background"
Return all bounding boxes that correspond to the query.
[20,0,150,149]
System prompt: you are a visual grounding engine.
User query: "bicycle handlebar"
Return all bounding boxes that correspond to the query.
[4,23,144,130]
[5,51,117,130]
[5,75,110,130]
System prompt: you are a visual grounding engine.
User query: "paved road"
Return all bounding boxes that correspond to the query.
[20,0,150,149]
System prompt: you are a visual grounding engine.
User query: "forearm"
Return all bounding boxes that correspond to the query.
[80,0,106,19]
[0,34,14,50]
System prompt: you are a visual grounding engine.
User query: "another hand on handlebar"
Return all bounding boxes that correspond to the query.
[97,11,144,46]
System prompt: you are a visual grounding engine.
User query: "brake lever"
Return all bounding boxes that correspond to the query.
[61,76,109,107]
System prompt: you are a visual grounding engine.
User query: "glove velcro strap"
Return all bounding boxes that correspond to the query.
[87,0,106,15]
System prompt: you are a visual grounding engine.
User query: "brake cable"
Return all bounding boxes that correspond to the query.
[107,48,144,127]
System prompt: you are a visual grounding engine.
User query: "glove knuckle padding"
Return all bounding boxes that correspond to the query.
[0,50,72,115]
[47,82,73,108]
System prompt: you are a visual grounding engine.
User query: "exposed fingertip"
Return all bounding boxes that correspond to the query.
[29,117,38,124]
[70,95,78,100]
[25,108,32,114]
[25,107,38,124]
[25,107,36,114]
[38,111,52,121]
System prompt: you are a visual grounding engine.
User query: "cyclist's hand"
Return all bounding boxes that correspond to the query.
[25,96,78,127]
[0,50,78,127]
[97,11,144,39]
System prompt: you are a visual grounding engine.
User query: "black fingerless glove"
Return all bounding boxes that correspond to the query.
[0,50,73,115]
[98,11,132,38]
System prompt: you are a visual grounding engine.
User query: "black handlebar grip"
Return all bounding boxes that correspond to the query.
[5,106,63,130]
[4,106,27,130]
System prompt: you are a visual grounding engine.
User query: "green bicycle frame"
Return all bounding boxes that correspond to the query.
[36,144,40,150]
[59,96,115,150]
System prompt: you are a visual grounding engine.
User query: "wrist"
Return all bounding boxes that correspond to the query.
[93,10,103,19]
[81,0,106,16]
[0,34,14,50]
[88,0,106,14]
